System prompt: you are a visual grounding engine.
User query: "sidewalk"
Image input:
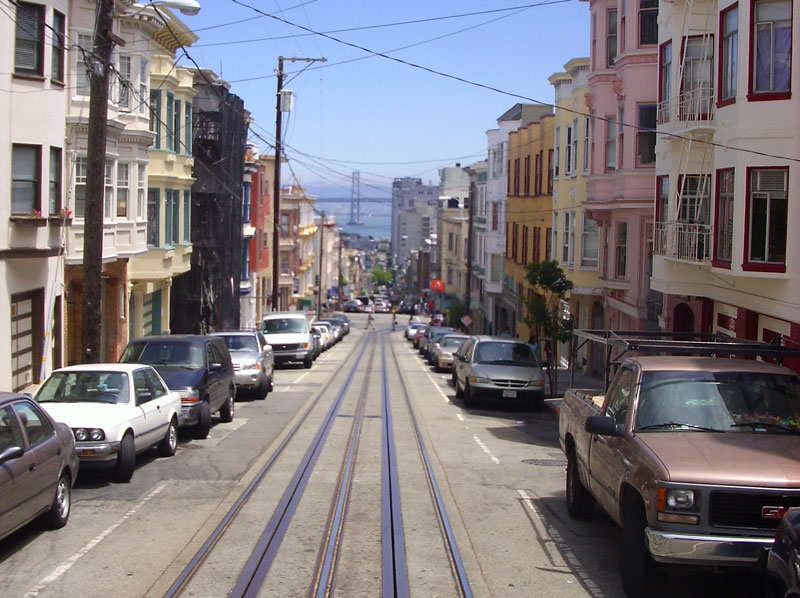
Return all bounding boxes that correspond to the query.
[543,367,604,415]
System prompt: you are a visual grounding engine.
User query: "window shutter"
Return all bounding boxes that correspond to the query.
[15,5,42,71]
[754,170,786,192]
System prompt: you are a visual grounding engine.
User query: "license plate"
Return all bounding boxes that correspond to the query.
[502,390,517,398]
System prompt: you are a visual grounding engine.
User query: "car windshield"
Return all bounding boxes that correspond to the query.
[36,371,130,404]
[636,370,800,433]
[121,341,205,368]
[262,318,308,334]
[474,341,537,365]
[441,336,467,349]
[221,335,258,352]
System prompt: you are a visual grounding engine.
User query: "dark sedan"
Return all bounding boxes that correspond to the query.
[0,392,79,541]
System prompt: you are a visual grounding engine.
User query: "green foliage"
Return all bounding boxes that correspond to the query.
[371,265,392,286]
[446,296,467,329]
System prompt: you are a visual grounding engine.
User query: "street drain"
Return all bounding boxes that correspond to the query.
[522,458,567,467]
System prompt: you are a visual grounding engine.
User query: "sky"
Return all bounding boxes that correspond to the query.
[177,0,590,198]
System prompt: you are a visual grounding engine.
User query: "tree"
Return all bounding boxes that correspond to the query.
[523,260,574,396]
[371,265,392,286]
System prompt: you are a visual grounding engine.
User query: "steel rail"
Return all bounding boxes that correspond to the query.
[163,332,371,598]
[230,334,375,598]
[380,333,410,597]
[309,336,374,597]
[387,333,473,598]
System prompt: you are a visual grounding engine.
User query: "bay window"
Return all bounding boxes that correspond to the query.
[581,215,599,268]
[607,9,618,66]
[746,167,787,267]
[751,0,792,97]
[720,5,738,103]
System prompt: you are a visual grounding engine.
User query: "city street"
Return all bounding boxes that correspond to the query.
[0,314,766,598]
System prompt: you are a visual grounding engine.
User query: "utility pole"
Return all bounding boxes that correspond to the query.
[337,236,343,310]
[271,55,325,312]
[82,0,116,363]
[465,181,475,330]
[317,210,325,316]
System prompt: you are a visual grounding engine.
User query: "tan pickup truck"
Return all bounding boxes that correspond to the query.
[559,355,800,598]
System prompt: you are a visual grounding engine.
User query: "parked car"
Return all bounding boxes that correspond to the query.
[36,364,181,482]
[413,325,428,349]
[430,334,468,372]
[310,329,322,359]
[374,298,390,313]
[406,321,426,340]
[211,330,274,399]
[119,335,236,439]
[327,313,350,335]
[0,392,78,541]
[311,323,333,350]
[315,320,342,342]
[261,312,314,368]
[422,327,457,361]
[767,507,800,598]
[343,299,363,313]
[452,336,544,408]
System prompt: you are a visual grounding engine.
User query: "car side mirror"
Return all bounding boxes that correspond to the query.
[209,362,222,372]
[0,446,24,464]
[585,415,624,437]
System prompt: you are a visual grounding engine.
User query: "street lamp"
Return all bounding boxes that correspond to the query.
[81,0,201,363]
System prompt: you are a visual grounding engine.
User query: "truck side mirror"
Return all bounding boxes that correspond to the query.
[585,415,624,437]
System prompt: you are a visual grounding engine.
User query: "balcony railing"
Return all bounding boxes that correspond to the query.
[654,221,712,263]
[657,86,715,126]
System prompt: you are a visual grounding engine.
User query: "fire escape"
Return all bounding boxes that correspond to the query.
[655,0,717,264]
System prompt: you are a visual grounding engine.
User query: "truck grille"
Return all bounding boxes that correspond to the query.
[490,378,527,389]
[272,343,301,351]
[710,491,800,530]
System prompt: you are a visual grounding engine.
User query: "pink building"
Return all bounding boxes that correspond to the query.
[582,0,660,331]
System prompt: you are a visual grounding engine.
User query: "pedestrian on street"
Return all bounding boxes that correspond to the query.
[365,306,375,330]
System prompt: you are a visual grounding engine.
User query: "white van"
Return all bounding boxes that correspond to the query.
[261,312,313,368]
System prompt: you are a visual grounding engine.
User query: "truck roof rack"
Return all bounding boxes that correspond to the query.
[570,329,800,389]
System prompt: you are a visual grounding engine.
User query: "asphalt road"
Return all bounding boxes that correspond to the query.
[0,314,768,597]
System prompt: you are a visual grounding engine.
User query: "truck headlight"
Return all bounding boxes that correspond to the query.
[469,376,490,384]
[666,489,694,509]
[657,487,698,524]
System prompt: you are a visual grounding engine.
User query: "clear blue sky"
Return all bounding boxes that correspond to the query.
[180,1,590,197]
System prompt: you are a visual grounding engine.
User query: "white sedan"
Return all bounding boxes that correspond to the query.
[35,364,181,483]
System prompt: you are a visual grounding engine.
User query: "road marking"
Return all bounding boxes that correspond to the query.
[423,370,451,404]
[294,372,309,384]
[456,413,465,422]
[24,481,169,598]
[517,489,605,597]
[281,386,291,392]
[472,434,500,464]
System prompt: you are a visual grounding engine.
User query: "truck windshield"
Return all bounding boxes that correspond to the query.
[636,371,800,433]
[262,318,308,334]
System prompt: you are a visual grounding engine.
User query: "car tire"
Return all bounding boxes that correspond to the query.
[454,373,463,398]
[193,401,212,439]
[113,433,136,483]
[464,382,476,408]
[219,389,235,423]
[620,495,662,598]
[157,417,178,457]
[566,451,595,519]
[43,471,71,528]
[268,373,274,392]
[303,355,313,368]
[255,374,269,400]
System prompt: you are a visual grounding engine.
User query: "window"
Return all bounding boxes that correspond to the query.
[639,0,658,45]
[173,99,181,153]
[14,2,44,76]
[513,158,520,195]
[491,202,498,231]
[12,144,40,214]
[118,54,132,108]
[554,126,561,178]
[605,367,634,425]
[656,175,669,222]
[511,223,519,262]
[51,10,65,82]
[49,147,61,215]
[523,156,530,195]
[139,58,149,116]
[184,190,191,242]
[150,90,161,148]
[637,104,657,165]
[533,227,541,263]
[104,160,114,219]
[551,214,559,261]
[605,117,617,171]
[165,190,174,245]
[615,221,628,278]
[171,190,180,244]
[184,102,192,154]
[137,164,146,219]
[746,168,787,267]
[117,163,129,218]
[280,253,289,275]
[581,215,599,268]
[545,227,552,261]
[678,175,710,223]
[751,0,792,97]
[681,37,714,119]
[583,117,590,173]
[714,169,734,264]
[607,9,618,66]
[547,149,554,192]
[562,212,575,265]
[76,33,92,97]
[564,125,572,176]
[166,92,174,151]
[618,106,625,169]
[522,225,529,265]
[74,157,87,218]
[660,41,673,109]
[147,189,159,246]
[571,118,579,174]
[720,5,738,103]
[281,213,289,235]
[534,154,541,195]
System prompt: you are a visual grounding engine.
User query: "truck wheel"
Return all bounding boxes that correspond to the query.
[193,401,212,439]
[303,355,313,368]
[620,496,661,598]
[566,452,594,519]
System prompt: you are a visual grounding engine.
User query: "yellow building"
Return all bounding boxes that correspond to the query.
[129,46,197,337]
[505,109,554,341]
[549,58,604,373]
